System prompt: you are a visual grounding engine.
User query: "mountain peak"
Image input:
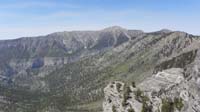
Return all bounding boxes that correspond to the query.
[102,26,126,32]
[159,29,172,33]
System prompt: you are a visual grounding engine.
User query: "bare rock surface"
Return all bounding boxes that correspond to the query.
[103,66,200,112]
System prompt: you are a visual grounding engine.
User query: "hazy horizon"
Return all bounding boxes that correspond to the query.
[0,26,198,41]
[0,0,200,40]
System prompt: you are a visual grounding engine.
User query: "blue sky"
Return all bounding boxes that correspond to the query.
[0,0,200,39]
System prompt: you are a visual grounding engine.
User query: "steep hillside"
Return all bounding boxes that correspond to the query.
[0,26,199,112]
[0,26,143,88]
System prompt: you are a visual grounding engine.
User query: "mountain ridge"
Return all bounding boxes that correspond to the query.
[0,26,198,42]
[0,26,200,112]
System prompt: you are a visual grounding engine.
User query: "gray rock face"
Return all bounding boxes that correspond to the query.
[103,81,125,112]
[103,67,200,112]
[103,81,143,112]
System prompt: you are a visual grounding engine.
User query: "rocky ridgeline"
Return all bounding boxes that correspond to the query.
[103,68,200,112]
[0,26,200,112]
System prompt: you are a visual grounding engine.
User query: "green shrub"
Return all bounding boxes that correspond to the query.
[112,105,117,112]
[128,108,135,112]
[141,95,151,112]
[122,86,132,107]
[123,92,129,105]
[142,95,149,102]
[161,99,174,112]
[124,87,132,100]
[116,83,122,92]
[132,81,136,88]
[141,103,152,112]
[174,97,184,111]
[126,86,132,93]
[122,99,128,107]
[135,89,143,102]
[161,97,184,112]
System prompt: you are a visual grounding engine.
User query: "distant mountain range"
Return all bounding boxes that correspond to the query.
[0,26,200,112]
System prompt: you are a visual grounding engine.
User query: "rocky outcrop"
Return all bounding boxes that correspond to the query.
[103,67,200,112]
[103,81,142,112]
